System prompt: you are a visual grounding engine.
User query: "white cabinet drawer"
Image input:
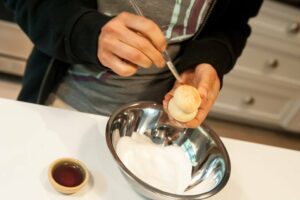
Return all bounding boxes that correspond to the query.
[211,71,295,126]
[246,29,300,59]
[0,56,26,76]
[0,20,32,59]
[209,1,300,133]
[250,1,300,43]
[236,43,300,86]
[281,102,300,133]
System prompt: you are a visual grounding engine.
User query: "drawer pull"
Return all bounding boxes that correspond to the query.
[265,58,279,69]
[287,22,300,34]
[242,96,255,105]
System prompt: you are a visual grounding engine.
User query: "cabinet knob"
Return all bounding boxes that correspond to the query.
[242,96,255,105]
[265,58,279,69]
[287,22,300,34]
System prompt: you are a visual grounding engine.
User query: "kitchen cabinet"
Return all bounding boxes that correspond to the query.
[209,0,300,133]
[0,20,32,76]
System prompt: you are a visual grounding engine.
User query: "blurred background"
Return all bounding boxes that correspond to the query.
[0,0,300,150]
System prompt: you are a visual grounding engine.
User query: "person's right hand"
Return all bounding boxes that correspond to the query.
[98,12,167,76]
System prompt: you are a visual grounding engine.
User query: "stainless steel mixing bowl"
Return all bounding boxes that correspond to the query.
[106,102,230,200]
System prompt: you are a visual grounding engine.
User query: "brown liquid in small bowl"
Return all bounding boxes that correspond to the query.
[52,162,84,187]
[48,158,89,194]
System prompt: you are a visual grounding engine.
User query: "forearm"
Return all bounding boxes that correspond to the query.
[3,0,112,66]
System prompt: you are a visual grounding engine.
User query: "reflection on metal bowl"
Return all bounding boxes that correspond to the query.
[106,101,230,200]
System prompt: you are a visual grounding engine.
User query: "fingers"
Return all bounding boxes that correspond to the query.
[185,90,209,128]
[162,91,174,110]
[119,12,167,52]
[106,37,153,69]
[191,67,220,126]
[99,49,138,77]
[163,64,220,128]
[99,12,167,76]
[118,27,165,68]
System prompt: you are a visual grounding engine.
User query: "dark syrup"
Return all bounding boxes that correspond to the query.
[52,162,84,187]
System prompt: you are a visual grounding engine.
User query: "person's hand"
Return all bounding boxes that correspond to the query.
[98,12,166,76]
[163,63,220,128]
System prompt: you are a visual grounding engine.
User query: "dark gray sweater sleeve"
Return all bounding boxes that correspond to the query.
[3,0,112,66]
[177,0,263,86]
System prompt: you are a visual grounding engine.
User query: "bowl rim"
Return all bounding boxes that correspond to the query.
[106,101,231,199]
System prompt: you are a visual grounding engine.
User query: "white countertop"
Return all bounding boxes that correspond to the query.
[0,98,299,200]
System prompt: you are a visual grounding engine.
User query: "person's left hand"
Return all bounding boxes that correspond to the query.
[163,63,220,128]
